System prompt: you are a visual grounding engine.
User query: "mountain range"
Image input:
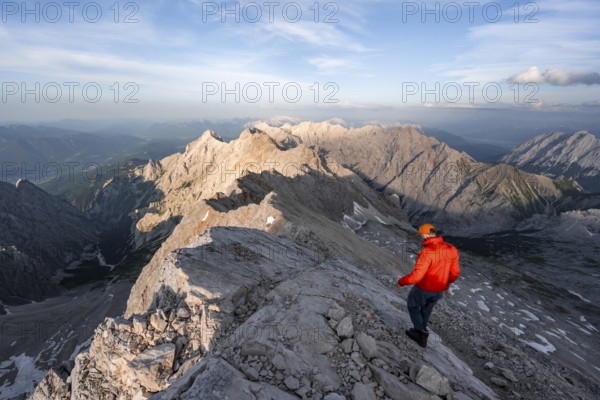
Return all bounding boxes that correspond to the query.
[1,122,598,400]
[255,122,580,236]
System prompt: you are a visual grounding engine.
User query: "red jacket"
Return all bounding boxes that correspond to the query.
[398,236,460,292]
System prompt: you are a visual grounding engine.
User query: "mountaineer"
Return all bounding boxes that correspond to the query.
[397,223,460,348]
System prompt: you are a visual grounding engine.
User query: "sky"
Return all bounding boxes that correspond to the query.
[1,0,599,135]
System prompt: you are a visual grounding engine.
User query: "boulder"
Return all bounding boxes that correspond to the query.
[351,382,376,400]
[413,364,451,397]
[284,376,300,390]
[356,333,378,360]
[328,303,346,321]
[129,343,176,392]
[336,317,354,338]
[371,365,440,400]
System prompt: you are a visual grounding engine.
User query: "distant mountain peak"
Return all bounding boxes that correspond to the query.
[502,131,600,192]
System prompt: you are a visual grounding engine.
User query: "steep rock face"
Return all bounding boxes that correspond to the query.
[85,160,164,262]
[256,122,568,235]
[32,228,498,400]
[0,180,98,304]
[501,131,600,192]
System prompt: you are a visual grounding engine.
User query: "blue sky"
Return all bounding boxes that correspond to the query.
[1,0,599,126]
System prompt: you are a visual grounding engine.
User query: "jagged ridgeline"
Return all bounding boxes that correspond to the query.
[20,124,599,399]
[257,122,588,233]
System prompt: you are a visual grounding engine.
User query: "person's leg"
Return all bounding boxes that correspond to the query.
[420,292,443,330]
[407,286,425,331]
[406,287,431,347]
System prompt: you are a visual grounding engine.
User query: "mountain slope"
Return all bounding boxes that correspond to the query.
[501,131,600,192]
[0,180,98,306]
[255,122,568,235]
[31,227,505,400]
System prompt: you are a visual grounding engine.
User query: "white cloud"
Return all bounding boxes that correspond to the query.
[308,56,356,75]
[434,1,600,84]
[260,20,369,53]
[509,67,600,86]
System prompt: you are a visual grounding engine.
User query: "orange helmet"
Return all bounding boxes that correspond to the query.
[416,223,436,235]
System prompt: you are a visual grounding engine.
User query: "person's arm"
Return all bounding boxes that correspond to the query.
[448,249,460,284]
[398,251,431,286]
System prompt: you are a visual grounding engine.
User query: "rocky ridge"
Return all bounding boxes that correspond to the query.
[31,228,498,400]
[123,128,411,316]
[255,122,571,235]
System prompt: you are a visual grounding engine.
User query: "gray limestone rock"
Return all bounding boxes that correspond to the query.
[129,343,177,392]
[336,317,354,339]
[355,333,378,360]
[351,382,376,400]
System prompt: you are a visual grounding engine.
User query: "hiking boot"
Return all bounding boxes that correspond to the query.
[406,328,429,348]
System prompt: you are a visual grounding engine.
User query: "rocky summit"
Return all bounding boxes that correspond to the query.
[24,126,600,400]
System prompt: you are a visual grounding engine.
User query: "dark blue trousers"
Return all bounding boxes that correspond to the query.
[407,286,443,331]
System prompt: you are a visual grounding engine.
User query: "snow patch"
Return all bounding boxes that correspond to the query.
[551,329,577,346]
[568,290,591,303]
[70,336,93,361]
[202,211,210,222]
[477,300,490,312]
[0,353,45,400]
[96,250,115,271]
[519,309,540,321]
[342,201,392,231]
[266,216,275,225]
[567,321,593,335]
[522,334,556,354]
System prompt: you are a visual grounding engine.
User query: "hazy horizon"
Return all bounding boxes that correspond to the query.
[1,0,599,137]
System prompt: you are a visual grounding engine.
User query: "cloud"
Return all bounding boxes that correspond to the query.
[435,0,600,86]
[508,67,600,86]
[308,56,355,74]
